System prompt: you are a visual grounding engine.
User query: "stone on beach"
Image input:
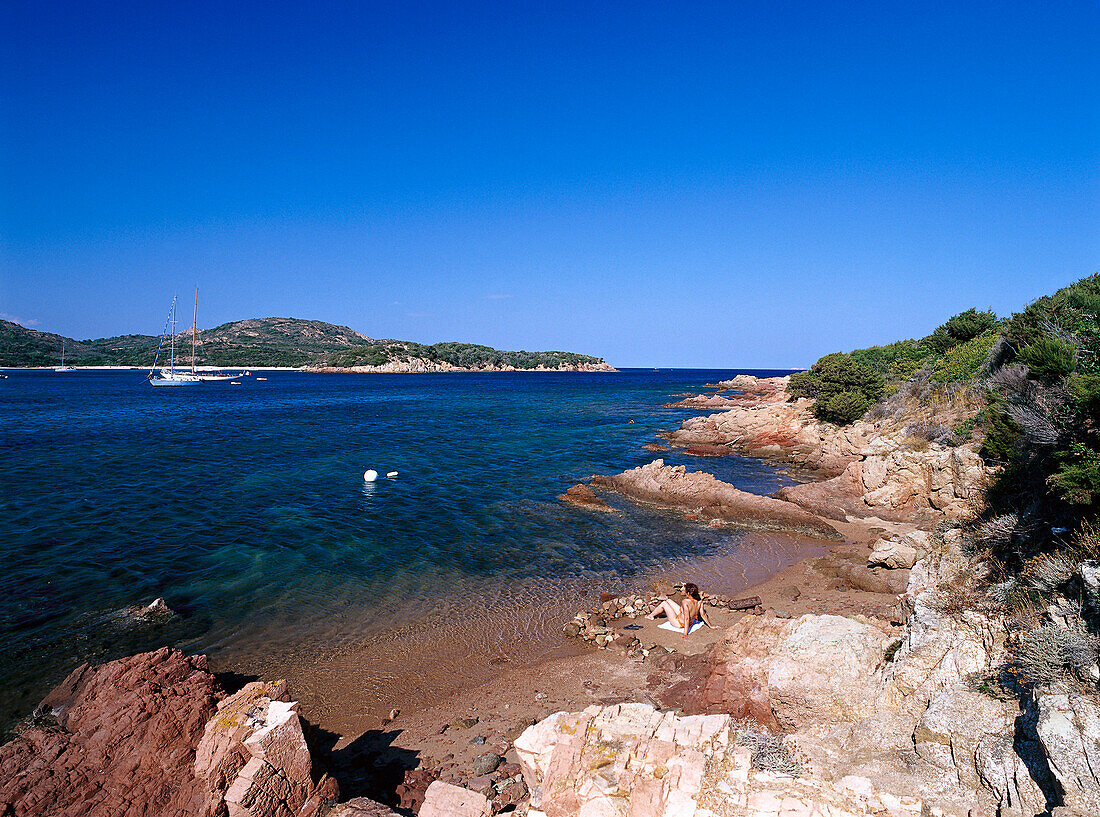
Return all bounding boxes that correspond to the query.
[591,459,842,540]
[418,780,492,817]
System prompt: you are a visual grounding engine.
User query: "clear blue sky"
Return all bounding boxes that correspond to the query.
[1,1,1097,367]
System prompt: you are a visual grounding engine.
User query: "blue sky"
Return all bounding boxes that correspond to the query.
[1,1,1097,367]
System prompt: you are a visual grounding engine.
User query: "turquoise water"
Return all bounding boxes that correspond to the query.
[0,368,798,731]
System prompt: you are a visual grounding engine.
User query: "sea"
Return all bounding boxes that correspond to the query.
[0,368,808,735]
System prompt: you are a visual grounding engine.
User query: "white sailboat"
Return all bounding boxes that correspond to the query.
[54,341,75,372]
[148,296,202,387]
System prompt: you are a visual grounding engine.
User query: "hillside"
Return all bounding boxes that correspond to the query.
[0,317,612,371]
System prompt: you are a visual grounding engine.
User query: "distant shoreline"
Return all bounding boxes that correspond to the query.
[1,365,619,373]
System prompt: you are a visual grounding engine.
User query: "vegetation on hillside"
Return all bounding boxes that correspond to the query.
[327,340,605,370]
[0,318,607,370]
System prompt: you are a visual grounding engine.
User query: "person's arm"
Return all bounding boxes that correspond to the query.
[701,603,717,630]
[682,601,693,638]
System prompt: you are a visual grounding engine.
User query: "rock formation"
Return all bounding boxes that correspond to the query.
[665,375,992,521]
[591,460,842,540]
[0,648,373,817]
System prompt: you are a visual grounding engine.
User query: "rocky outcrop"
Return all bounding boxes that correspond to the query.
[1035,693,1100,815]
[0,648,223,817]
[591,460,842,540]
[777,445,991,522]
[513,702,926,817]
[665,376,992,521]
[557,484,617,513]
[676,614,890,730]
[195,679,339,817]
[665,376,792,410]
[0,649,382,817]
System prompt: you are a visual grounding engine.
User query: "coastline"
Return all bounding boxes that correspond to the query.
[1,371,1014,815]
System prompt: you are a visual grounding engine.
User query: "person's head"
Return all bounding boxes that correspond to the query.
[684,582,701,600]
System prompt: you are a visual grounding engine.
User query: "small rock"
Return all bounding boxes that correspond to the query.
[451,717,479,730]
[470,735,486,745]
[471,753,503,776]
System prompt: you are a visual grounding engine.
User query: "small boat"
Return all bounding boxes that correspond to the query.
[148,296,202,387]
[256,377,267,381]
[54,341,76,372]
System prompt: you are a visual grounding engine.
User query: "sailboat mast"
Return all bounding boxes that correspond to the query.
[169,296,177,373]
[192,287,198,374]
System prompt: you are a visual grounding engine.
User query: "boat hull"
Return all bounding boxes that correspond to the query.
[149,377,202,387]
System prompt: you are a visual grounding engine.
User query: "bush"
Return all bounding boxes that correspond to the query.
[930,331,998,385]
[816,390,872,425]
[1016,622,1099,686]
[924,308,998,354]
[786,370,816,398]
[1021,551,1078,594]
[1019,337,1077,382]
[1050,443,1100,505]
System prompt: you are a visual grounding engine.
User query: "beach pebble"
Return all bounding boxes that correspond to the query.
[471,753,503,776]
[450,717,479,730]
[470,735,486,745]
[534,692,547,701]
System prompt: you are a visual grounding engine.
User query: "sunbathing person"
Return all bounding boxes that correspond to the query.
[646,582,718,638]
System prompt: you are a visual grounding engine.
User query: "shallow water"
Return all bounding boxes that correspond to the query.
[0,368,796,733]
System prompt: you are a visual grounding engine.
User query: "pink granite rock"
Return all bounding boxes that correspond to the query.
[592,460,841,540]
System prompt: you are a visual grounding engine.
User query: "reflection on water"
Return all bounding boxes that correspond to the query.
[0,368,800,734]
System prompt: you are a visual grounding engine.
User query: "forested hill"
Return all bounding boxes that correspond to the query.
[0,317,612,371]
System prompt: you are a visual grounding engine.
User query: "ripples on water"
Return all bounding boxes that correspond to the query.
[0,368,797,733]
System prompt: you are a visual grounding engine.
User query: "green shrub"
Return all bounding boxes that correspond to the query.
[811,353,885,403]
[1050,442,1100,505]
[979,406,1022,461]
[816,390,872,425]
[930,331,998,384]
[924,308,998,354]
[786,370,815,398]
[1019,337,1077,382]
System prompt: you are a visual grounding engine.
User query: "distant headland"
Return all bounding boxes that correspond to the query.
[0,317,616,373]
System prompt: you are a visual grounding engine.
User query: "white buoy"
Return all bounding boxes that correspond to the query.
[363,469,378,482]
[386,471,399,478]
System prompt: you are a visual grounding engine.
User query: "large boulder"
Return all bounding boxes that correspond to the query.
[0,649,348,817]
[592,460,842,540]
[683,613,887,729]
[0,648,222,817]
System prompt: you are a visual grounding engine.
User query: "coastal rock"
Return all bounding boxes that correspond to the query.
[591,460,842,540]
[665,378,991,522]
[674,613,886,729]
[777,445,989,522]
[1035,693,1100,814]
[418,781,492,817]
[868,539,920,570]
[0,648,222,817]
[0,649,351,817]
[324,799,402,817]
[557,484,617,513]
[514,703,928,817]
[198,680,337,817]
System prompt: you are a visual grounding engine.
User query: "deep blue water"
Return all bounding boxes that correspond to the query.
[0,368,797,730]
